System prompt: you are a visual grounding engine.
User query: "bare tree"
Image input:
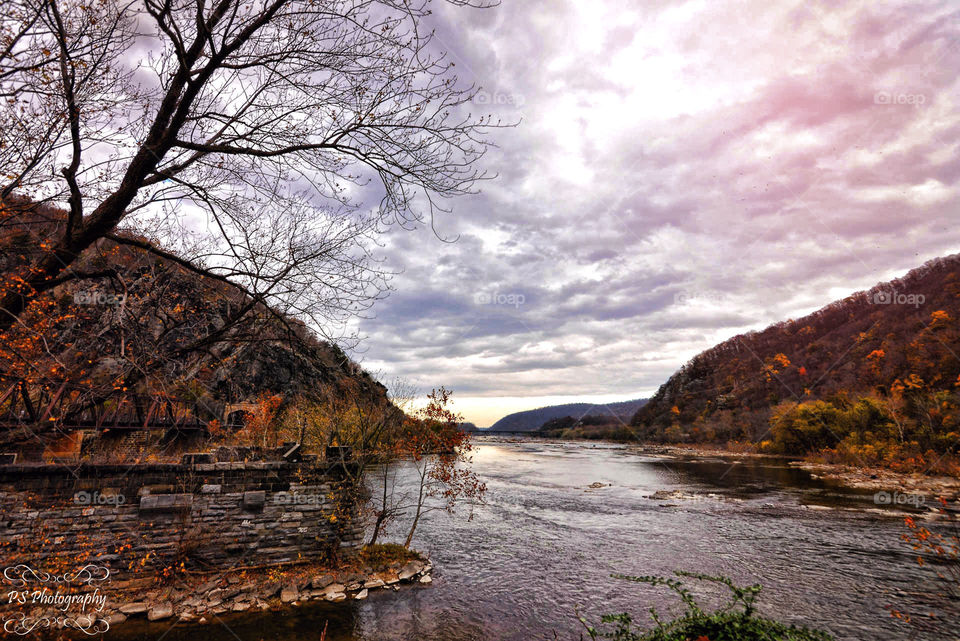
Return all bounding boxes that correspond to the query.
[0,207,368,447]
[305,381,484,548]
[0,0,503,444]
[0,0,501,337]
[367,376,417,544]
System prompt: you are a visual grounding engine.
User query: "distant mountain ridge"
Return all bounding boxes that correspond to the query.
[487,398,648,431]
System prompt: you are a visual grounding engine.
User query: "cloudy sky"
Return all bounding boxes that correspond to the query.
[350,0,960,427]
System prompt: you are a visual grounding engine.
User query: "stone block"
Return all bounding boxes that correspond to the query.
[148,602,174,621]
[310,574,335,589]
[139,493,193,513]
[242,490,266,511]
[181,453,213,465]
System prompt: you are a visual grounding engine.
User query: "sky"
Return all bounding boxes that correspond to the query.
[349,0,960,427]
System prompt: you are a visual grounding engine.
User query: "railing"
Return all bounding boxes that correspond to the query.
[0,379,214,432]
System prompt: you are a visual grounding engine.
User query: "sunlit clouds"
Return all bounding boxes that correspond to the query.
[353,0,960,426]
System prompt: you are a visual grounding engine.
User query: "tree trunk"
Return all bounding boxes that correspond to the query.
[368,464,392,545]
[368,514,385,546]
[403,507,421,549]
[404,468,427,548]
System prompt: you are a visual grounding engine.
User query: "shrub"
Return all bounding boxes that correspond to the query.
[769,401,848,454]
[579,571,834,641]
[356,543,423,570]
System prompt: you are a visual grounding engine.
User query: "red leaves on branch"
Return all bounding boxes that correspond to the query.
[396,387,486,547]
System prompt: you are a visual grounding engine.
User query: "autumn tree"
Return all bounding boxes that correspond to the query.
[0,0,502,441]
[396,387,485,548]
[0,208,351,448]
[238,393,284,448]
[264,380,484,549]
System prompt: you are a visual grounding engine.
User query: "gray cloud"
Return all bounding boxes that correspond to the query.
[349,0,960,424]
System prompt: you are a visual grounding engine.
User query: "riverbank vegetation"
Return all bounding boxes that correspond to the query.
[765,393,960,475]
[580,571,834,641]
[356,544,425,571]
[536,415,638,441]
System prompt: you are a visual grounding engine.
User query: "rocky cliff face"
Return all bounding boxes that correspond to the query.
[0,197,392,446]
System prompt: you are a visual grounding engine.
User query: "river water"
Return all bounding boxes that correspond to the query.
[108,439,956,641]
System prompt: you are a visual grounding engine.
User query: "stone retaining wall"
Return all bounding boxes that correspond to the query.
[0,457,364,577]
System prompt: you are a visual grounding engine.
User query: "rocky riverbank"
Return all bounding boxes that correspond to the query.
[790,460,960,498]
[629,443,782,460]
[6,557,434,633]
[110,558,432,626]
[630,443,960,502]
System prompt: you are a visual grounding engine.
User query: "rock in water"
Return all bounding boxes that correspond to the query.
[119,603,148,615]
[398,560,425,581]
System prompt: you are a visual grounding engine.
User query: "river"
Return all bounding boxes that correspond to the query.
[107,439,956,641]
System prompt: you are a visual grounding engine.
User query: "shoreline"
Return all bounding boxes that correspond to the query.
[2,556,433,634]
[476,436,960,500]
[627,443,960,499]
[17,439,958,634]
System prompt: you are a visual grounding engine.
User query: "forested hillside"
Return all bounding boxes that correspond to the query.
[0,198,390,448]
[631,255,960,474]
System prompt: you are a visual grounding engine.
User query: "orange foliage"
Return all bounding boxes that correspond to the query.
[396,387,486,547]
[239,393,285,447]
[888,498,960,635]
